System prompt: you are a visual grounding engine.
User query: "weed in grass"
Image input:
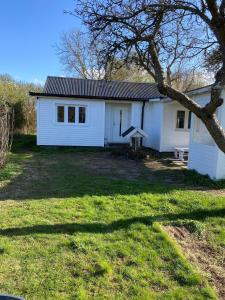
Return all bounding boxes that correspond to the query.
[0,245,4,254]
[94,261,112,277]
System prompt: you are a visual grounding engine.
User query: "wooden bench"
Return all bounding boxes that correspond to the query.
[174,147,189,161]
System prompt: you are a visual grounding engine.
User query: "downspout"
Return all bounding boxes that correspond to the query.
[141,101,146,146]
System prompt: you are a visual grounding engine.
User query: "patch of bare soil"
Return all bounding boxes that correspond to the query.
[70,152,188,183]
[71,152,147,180]
[78,153,225,194]
[208,189,225,196]
[164,226,225,299]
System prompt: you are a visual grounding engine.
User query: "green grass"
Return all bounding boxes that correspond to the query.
[0,135,224,299]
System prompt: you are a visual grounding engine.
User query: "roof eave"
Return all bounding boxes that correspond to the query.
[29,92,154,101]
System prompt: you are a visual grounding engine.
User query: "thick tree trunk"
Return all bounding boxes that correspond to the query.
[148,41,225,154]
[201,112,225,153]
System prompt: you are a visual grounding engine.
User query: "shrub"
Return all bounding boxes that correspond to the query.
[111,146,152,160]
[0,102,13,167]
[0,74,42,134]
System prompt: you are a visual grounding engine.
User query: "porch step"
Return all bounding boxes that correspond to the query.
[106,143,129,148]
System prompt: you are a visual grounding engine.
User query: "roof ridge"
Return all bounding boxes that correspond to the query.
[46,76,156,86]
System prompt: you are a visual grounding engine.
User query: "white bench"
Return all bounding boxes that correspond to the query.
[174,147,189,161]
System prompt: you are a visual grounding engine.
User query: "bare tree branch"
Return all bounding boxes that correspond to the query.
[74,0,225,153]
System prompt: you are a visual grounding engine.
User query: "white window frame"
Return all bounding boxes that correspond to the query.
[55,104,88,126]
[175,110,190,131]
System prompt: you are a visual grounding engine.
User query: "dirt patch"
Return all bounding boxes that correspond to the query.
[70,152,188,183]
[208,189,225,196]
[164,225,225,299]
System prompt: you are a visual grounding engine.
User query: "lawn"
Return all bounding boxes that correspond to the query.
[0,135,224,299]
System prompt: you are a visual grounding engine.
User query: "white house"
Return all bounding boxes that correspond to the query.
[30,76,225,180]
[31,76,190,150]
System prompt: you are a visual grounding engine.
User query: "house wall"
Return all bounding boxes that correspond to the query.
[160,102,190,152]
[188,90,225,179]
[216,149,225,179]
[131,102,142,127]
[143,102,163,151]
[188,143,218,178]
[216,91,225,179]
[143,101,189,152]
[37,98,105,147]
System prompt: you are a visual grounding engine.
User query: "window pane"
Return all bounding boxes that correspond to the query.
[188,111,192,129]
[79,107,86,123]
[176,111,185,129]
[57,106,64,122]
[68,106,75,123]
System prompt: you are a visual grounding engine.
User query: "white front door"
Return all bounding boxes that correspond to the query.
[111,104,130,143]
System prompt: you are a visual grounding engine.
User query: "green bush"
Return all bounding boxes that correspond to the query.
[0,74,42,133]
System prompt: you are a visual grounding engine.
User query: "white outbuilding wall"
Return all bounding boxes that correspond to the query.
[188,90,225,179]
[143,101,190,151]
[160,102,190,152]
[36,97,191,154]
[143,102,163,150]
[37,97,105,147]
[131,102,142,127]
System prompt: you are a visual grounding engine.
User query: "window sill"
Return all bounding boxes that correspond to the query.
[175,128,190,132]
[54,122,88,127]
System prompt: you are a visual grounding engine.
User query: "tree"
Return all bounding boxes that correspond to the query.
[57,29,155,82]
[57,27,204,87]
[56,30,104,79]
[205,46,223,73]
[74,0,225,154]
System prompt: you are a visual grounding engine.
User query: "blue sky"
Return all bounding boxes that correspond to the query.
[0,0,82,85]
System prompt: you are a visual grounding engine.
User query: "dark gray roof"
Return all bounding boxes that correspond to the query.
[30,76,163,101]
[122,126,135,137]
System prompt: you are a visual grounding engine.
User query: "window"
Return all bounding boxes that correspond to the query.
[188,111,192,129]
[57,106,64,123]
[56,105,87,124]
[79,107,86,123]
[176,111,185,129]
[68,106,76,123]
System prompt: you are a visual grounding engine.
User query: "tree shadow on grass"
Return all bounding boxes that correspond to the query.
[1,135,225,201]
[0,207,224,236]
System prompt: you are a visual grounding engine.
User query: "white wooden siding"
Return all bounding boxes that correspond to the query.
[36,97,191,155]
[188,90,225,179]
[160,102,190,152]
[143,102,163,151]
[216,90,225,178]
[37,98,105,146]
[188,143,218,178]
[131,102,142,127]
[143,101,189,152]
